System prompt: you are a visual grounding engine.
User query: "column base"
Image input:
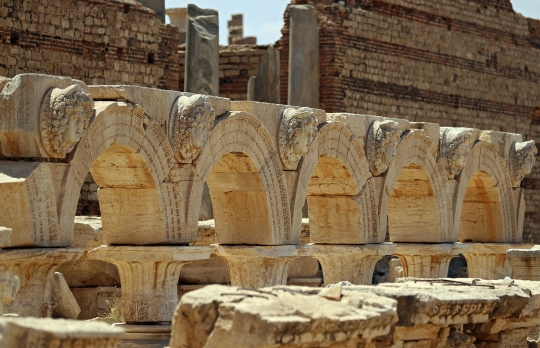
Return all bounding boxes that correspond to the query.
[0,248,83,317]
[88,246,212,323]
[394,243,469,278]
[310,243,396,286]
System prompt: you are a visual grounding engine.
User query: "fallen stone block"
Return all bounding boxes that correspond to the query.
[51,272,81,319]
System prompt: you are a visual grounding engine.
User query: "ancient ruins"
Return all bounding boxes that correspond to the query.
[0,0,540,347]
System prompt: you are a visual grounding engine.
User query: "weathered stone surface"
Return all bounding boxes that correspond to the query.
[167,8,188,44]
[253,45,280,103]
[114,323,171,348]
[169,284,398,348]
[185,4,219,96]
[288,5,319,108]
[0,227,12,248]
[0,317,124,347]
[71,286,121,321]
[463,243,534,279]
[394,243,470,278]
[51,272,81,320]
[88,246,212,322]
[507,246,540,280]
[0,270,19,316]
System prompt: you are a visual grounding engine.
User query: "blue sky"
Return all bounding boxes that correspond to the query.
[165,0,540,45]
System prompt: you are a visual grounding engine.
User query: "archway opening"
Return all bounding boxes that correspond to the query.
[387,163,440,242]
[459,170,503,242]
[447,254,468,278]
[306,156,362,244]
[206,151,272,244]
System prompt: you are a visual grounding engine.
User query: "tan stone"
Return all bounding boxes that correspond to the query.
[463,243,534,279]
[51,272,81,319]
[507,246,540,280]
[394,243,470,278]
[0,227,12,248]
[0,270,19,316]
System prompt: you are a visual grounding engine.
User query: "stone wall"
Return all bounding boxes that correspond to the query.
[278,0,540,242]
[178,44,268,100]
[0,0,179,90]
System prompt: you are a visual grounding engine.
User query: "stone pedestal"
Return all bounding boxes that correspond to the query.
[507,246,540,280]
[87,246,212,323]
[463,243,533,279]
[0,317,124,347]
[0,248,83,317]
[185,4,219,96]
[288,4,319,108]
[214,245,301,289]
[311,243,396,286]
[394,243,470,278]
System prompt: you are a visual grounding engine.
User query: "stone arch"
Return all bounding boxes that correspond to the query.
[454,141,516,242]
[193,111,290,245]
[294,122,374,244]
[381,130,451,242]
[58,101,178,245]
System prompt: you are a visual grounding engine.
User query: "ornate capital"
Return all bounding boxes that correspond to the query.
[168,95,215,163]
[279,107,317,170]
[440,127,476,179]
[510,140,537,187]
[367,120,401,176]
[39,84,94,158]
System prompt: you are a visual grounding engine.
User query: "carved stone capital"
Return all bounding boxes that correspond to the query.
[168,94,215,163]
[311,244,396,286]
[394,243,470,278]
[509,140,537,187]
[39,84,94,158]
[462,243,533,279]
[440,127,476,179]
[214,245,299,289]
[279,107,317,170]
[367,120,402,176]
[87,246,212,322]
[507,246,540,280]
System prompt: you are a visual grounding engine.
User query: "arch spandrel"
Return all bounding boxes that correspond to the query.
[192,111,291,245]
[381,130,451,243]
[454,141,517,243]
[294,121,373,244]
[59,101,179,245]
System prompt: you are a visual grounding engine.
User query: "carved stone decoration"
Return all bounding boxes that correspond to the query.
[168,94,215,163]
[440,127,476,179]
[279,107,317,170]
[367,120,402,176]
[39,84,94,158]
[510,140,537,187]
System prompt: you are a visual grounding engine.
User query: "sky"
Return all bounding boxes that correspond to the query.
[165,0,540,46]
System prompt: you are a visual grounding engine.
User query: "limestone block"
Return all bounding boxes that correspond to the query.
[479,130,523,163]
[169,284,398,348]
[214,245,301,289]
[185,4,219,96]
[507,246,540,280]
[288,5,319,108]
[0,270,19,316]
[51,272,81,319]
[71,287,121,320]
[87,246,212,322]
[114,323,171,348]
[0,317,124,347]
[0,74,91,158]
[327,113,367,146]
[463,243,534,279]
[311,243,396,286]
[0,227,12,248]
[179,255,230,285]
[287,256,319,279]
[388,258,404,282]
[394,243,470,278]
[0,162,61,247]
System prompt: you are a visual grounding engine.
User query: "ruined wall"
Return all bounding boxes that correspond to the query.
[278,0,540,242]
[0,0,179,90]
[178,44,267,100]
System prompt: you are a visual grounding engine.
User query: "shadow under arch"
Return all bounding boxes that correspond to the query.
[294,122,373,244]
[454,141,517,242]
[193,111,291,245]
[381,130,451,242]
[58,101,177,245]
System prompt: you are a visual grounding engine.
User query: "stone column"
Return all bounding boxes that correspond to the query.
[288,4,319,108]
[185,4,219,96]
[254,45,280,103]
[166,8,188,44]
[507,246,540,280]
[311,244,396,286]
[394,243,470,278]
[87,246,213,323]
[247,76,256,101]
[462,243,533,279]
[214,245,300,289]
[0,248,83,317]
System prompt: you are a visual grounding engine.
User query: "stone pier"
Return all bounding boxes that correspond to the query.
[394,243,470,278]
[185,4,219,96]
[311,243,396,286]
[288,4,319,108]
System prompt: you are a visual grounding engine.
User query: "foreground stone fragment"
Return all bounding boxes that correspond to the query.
[88,246,212,322]
[0,317,124,347]
[169,284,397,348]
